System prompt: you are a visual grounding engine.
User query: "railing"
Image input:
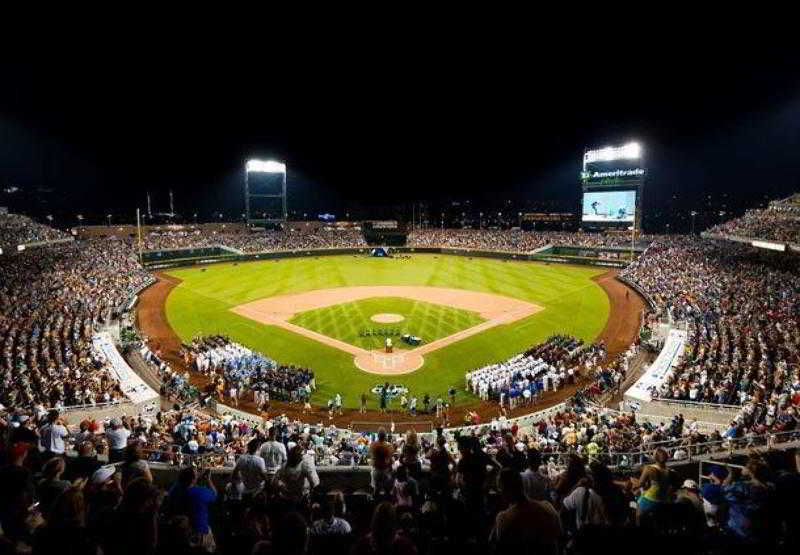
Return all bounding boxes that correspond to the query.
[649,397,742,412]
[532,429,800,471]
[61,399,134,412]
[616,274,657,312]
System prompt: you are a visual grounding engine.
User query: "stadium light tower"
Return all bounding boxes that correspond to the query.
[582,141,641,173]
[244,159,287,224]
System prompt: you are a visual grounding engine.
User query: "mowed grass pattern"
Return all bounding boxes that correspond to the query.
[165,255,610,409]
[289,297,485,350]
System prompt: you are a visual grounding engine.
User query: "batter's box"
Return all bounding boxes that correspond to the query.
[354,350,425,375]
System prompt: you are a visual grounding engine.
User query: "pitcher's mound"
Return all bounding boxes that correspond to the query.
[370,313,405,323]
[354,350,424,375]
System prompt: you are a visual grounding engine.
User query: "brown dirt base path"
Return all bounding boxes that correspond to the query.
[136,269,644,428]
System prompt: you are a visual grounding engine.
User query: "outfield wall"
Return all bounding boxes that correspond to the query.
[143,246,632,270]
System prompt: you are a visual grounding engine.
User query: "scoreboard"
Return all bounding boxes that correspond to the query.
[580,142,645,230]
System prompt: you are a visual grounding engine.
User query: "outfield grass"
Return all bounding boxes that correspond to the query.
[165,255,610,409]
[289,296,485,350]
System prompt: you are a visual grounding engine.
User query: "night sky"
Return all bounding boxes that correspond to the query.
[2,43,799,232]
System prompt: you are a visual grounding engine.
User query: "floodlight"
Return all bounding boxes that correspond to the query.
[584,142,642,165]
[246,159,286,173]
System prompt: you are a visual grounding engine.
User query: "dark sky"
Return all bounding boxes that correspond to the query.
[2,40,799,232]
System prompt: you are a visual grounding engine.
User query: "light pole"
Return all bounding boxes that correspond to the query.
[518,212,522,228]
[441,212,444,231]
[718,210,726,224]
[690,211,697,235]
[479,212,483,229]
[106,214,112,226]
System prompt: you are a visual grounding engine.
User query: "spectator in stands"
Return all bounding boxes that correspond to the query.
[104,477,161,555]
[259,426,287,479]
[36,458,71,519]
[310,495,352,537]
[68,441,102,481]
[490,467,561,553]
[106,418,131,463]
[521,448,551,502]
[554,454,587,507]
[275,444,319,506]
[120,442,153,487]
[164,467,218,551]
[369,429,394,496]
[269,511,311,555]
[723,457,776,544]
[456,435,497,534]
[39,410,69,460]
[352,502,417,555]
[33,487,99,555]
[636,448,672,523]
[232,438,267,496]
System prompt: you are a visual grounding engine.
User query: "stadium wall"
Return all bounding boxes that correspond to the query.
[142,246,632,270]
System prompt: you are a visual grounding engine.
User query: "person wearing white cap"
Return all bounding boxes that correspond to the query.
[675,478,706,529]
[91,465,117,485]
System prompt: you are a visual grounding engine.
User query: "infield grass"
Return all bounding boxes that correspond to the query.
[164,254,610,409]
[289,296,485,350]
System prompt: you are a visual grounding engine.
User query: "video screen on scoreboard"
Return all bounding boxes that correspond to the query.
[582,190,636,223]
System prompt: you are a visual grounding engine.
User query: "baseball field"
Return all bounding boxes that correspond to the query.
[157,254,612,409]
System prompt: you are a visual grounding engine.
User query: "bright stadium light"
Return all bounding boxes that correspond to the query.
[246,159,286,173]
[584,142,642,165]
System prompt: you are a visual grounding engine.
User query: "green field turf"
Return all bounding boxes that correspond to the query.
[289,296,485,350]
[164,254,610,409]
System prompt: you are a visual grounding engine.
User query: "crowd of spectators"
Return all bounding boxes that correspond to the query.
[622,236,800,434]
[138,226,664,255]
[0,240,153,411]
[408,229,660,251]
[141,229,367,253]
[4,398,800,554]
[707,208,800,245]
[0,213,70,246]
[707,194,800,245]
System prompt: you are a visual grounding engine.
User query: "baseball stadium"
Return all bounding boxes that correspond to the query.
[2,53,800,555]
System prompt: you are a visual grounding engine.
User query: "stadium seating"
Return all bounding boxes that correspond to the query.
[706,193,800,245]
[3,213,800,554]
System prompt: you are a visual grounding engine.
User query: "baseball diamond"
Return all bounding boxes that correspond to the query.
[157,254,613,408]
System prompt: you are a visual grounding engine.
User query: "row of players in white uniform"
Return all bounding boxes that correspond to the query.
[466,352,577,408]
[465,339,628,409]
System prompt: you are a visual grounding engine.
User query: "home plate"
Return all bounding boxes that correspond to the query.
[353,350,424,375]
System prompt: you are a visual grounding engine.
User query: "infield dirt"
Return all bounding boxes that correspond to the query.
[230,286,542,374]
